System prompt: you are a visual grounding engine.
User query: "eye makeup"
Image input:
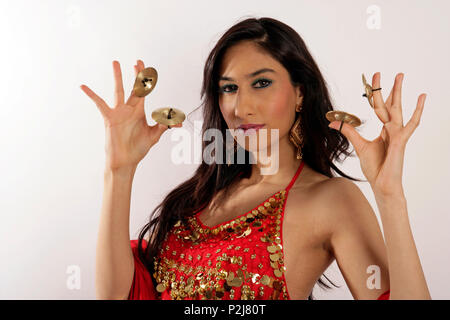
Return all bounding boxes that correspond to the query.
[218,78,273,94]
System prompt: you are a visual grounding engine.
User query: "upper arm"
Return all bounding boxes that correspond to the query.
[325,177,390,299]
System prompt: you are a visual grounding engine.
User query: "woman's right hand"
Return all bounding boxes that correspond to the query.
[80,60,182,171]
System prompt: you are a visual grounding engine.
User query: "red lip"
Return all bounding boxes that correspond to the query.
[238,124,265,130]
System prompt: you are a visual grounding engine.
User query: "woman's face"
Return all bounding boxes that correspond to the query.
[218,41,303,153]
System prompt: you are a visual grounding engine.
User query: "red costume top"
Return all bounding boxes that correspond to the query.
[127,160,390,300]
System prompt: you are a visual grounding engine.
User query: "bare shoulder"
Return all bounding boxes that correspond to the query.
[311,175,371,225]
[314,176,364,201]
[289,166,372,251]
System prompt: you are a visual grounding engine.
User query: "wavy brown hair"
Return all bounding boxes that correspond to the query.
[135,16,363,300]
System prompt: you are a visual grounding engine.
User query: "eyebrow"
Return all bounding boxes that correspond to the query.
[219,68,276,81]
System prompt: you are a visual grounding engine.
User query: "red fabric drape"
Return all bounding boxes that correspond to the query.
[377,290,390,300]
[127,239,158,300]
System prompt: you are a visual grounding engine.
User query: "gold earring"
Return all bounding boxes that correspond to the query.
[289,105,304,160]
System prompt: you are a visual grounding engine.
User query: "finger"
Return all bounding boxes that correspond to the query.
[390,73,404,125]
[404,93,426,140]
[372,72,390,123]
[385,84,394,109]
[126,59,145,107]
[328,121,368,156]
[113,60,125,107]
[80,84,111,118]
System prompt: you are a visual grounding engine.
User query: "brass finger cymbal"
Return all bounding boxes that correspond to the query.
[133,67,158,97]
[151,107,186,128]
[362,73,374,108]
[325,111,361,127]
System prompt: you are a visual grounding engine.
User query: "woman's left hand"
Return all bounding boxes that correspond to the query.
[329,72,427,196]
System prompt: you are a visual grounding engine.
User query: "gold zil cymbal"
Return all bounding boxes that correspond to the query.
[133,67,158,97]
[362,73,374,108]
[325,111,361,127]
[151,107,186,128]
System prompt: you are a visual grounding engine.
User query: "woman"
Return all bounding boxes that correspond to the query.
[81,17,430,300]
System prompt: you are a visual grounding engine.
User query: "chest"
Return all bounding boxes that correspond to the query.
[153,187,334,300]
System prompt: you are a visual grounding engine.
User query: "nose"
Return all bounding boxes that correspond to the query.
[234,88,255,119]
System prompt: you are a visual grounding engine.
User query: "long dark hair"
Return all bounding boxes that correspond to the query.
[135,16,363,300]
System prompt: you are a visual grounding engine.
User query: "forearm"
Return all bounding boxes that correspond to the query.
[373,191,431,299]
[96,166,137,299]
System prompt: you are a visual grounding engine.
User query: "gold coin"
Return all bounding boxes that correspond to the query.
[260,275,270,285]
[267,245,278,253]
[274,269,283,277]
[269,253,280,261]
[227,271,235,282]
[270,261,278,269]
[231,277,243,287]
[156,283,167,293]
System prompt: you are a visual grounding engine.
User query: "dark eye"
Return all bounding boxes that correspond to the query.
[218,79,272,94]
[254,79,272,88]
[219,84,238,93]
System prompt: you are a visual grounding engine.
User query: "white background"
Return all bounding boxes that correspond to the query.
[0,0,448,299]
